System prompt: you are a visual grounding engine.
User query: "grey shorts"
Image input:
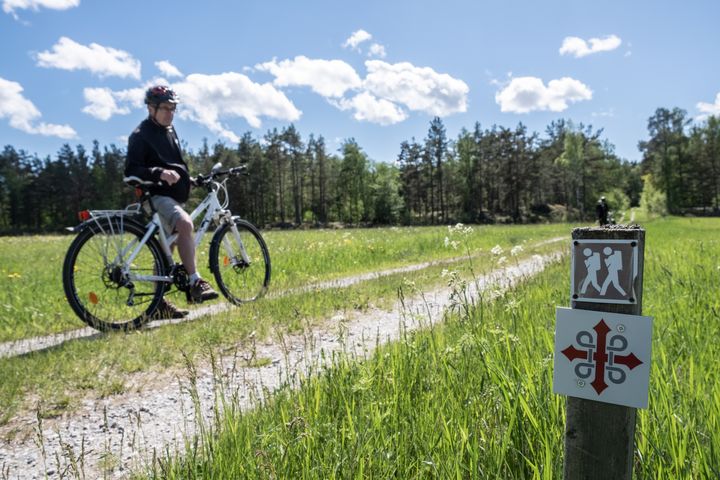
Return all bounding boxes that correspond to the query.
[150,195,186,235]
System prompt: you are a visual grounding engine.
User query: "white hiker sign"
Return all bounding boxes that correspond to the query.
[571,239,639,304]
[553,307,653,409]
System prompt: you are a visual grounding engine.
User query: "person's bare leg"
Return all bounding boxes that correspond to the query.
[173,211,217,302]
[153,211,192,317]
[174,213,197,276]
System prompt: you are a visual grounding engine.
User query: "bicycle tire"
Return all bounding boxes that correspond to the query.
[62,217,168,331]
[209,218,271,305]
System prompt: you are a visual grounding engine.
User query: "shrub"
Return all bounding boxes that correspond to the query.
[639,174,667,217]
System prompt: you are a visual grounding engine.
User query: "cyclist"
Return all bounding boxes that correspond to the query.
[124,85,219,319]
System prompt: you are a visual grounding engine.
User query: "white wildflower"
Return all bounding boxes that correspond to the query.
[448,222,473,236]
[491,245,503,256]
[510,245,524,256]
[498,256,508,265]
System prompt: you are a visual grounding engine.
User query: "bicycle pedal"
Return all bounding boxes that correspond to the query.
[185,289,203,304]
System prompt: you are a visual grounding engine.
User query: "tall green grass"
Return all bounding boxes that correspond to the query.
[148,217,720,479]
[635,217,720,478]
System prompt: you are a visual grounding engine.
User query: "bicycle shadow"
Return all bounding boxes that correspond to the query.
[0,302,230,359]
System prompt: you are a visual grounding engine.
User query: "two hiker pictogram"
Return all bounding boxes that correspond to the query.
[572,240,637,304]
[579,246,626,296]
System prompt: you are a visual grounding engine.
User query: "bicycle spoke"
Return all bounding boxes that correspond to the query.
[210,219,270,305]
[63,219,166,331]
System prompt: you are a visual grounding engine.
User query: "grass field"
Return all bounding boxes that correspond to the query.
[143,217,720,479]
[2,217,716,479]
[0,224,565,343]
[0,223,567,424]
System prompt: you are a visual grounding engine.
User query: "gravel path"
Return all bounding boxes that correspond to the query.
[0,240,564,479]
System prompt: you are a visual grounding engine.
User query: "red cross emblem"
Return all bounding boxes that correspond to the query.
[561,319,643,395]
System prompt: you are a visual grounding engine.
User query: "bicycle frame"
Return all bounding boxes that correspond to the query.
[119,180,251,285]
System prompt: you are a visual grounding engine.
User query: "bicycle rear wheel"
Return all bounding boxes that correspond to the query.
[62,218,168,331]
[209,218,271,305]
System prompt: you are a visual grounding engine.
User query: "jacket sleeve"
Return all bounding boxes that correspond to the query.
[124,130,164,182]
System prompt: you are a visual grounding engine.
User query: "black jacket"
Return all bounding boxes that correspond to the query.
[124,118,191,203]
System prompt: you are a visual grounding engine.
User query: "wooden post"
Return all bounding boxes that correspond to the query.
[563,225,645,480]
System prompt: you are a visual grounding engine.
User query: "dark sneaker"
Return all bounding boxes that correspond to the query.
[187,279,219,304]
[152,299,189,320]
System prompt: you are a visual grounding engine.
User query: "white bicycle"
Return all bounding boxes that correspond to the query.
[62,163,271,331]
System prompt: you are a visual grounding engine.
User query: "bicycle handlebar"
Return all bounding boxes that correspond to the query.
[123,165,249,190]
[193,165,248,187]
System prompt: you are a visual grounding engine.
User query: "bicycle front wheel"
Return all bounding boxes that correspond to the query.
[209,218,271,304]
[62,218,168,331]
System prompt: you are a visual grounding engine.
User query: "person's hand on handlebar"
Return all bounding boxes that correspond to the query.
[191,174,207,187]
[160,169,180,185]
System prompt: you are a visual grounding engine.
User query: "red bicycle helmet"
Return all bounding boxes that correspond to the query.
[144,85,179,105]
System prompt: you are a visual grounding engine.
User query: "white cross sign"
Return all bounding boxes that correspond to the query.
[553,307,653,409]
[571,239,639,304]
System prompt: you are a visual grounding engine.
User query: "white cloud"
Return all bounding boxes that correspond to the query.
[334,92,407,125]
[81,56,468,131]
[3,0,78,16]
[82,87,133,121]
[112,85,146,106]
[256,56,362,98]
[0,76,76,138]
[560,35,622,58]
[33,122,77,137]
[36,36,141,79]
[155,60,183,78]
[363,60,469,116]
[343,29,372,50]
[368,43,386,58]
[174,72,301,142]
[495,76,592,113]
[697,93,720,120]
[256,57,468,125]
[81,84,144,120]
[79,73,300,140]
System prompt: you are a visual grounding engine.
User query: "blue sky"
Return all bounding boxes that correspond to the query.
[1,0,718,165]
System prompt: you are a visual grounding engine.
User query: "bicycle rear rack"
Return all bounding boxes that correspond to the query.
[67,203,145,232]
